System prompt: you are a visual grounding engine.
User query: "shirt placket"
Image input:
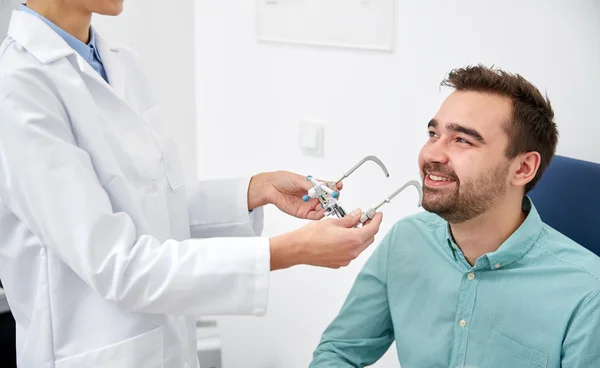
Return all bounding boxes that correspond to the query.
[448,246,484,367]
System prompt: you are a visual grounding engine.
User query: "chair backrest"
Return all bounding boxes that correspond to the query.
[528,155,600,256]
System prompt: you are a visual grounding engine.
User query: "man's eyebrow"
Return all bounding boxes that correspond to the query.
[428,119,486,143]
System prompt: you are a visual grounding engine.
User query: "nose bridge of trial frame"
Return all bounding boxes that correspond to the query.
[303,155,423,225]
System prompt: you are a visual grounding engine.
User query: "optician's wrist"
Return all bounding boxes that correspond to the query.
[247,172,271,211]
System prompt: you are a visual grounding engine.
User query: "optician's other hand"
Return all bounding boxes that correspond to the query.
[248,171,343,220]
[268,208,383,270]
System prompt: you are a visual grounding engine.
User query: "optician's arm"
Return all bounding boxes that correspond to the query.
[561,289,600,367]
[309,229,395,367]
[0,70,269,316]
[187,178,265,238]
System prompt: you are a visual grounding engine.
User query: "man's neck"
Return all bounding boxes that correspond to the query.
[27,0,92,43]
[449,194,526,266]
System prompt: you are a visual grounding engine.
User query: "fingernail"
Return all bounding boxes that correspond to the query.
[350,209,361,218]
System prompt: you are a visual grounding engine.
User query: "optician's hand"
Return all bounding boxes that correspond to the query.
[248,171,343,220]
[268,208,383,270]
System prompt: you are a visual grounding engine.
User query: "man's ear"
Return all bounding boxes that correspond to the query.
[511,152,540,188]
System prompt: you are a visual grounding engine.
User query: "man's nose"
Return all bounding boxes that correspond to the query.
[422,140,449,164]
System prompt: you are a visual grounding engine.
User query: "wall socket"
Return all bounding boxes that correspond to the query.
[298,121,324,157]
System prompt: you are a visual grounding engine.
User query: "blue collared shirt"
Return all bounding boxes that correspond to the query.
[19,4,108,83]
[310,196,600,368]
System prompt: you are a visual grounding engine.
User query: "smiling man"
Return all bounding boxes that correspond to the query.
[309,65,600,368]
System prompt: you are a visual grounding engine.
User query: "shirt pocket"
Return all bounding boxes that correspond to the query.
[481,330,549,368]
[54,326,164,368]
[141,104,186,191]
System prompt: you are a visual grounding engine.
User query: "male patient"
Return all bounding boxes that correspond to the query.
[310,65,600,368]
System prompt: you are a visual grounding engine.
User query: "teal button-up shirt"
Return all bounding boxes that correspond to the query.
[311,197,600,368]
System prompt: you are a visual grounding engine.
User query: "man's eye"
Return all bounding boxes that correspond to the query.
[456,137,471,144]
[428,131,437,137]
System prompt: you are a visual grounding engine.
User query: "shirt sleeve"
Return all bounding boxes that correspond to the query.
[561,288,600,367]
[309,228,396,367]
[0,70,270,317]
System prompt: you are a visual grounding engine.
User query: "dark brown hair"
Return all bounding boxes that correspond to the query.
[440,64,558,193]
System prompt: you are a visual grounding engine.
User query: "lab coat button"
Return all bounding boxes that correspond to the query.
[149,181,159,194]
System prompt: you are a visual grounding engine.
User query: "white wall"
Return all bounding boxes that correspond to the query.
[195,1,600,367]
[0,0,20,38]
[93,1,197,181]
[194,1,600,367]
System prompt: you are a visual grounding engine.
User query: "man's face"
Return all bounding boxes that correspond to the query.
[418,91,514,223]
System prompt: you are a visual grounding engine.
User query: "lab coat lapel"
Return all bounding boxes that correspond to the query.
[7,11,75,63]
[94,33,128,102]
[9,11,130,106]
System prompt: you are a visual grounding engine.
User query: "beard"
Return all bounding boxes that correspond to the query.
[420,160,510,223]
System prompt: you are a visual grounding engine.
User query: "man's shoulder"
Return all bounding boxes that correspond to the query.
[533,223,600,288]
[380,210,447,248]
[389,210,446,232]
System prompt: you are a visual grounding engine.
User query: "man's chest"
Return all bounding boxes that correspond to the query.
[387,265,569,368]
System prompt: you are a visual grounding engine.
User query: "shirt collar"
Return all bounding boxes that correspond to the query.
[87,26,103,62]
[18,4,102,63]
[445,195,543,270]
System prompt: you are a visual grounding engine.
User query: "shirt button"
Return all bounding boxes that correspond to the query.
[467,272,475,280]
[495,263,501,269]
[149,181,159,194]
[459,319,467,327]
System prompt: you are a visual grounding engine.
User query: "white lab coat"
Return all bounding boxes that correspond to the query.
[0,11,270,368]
